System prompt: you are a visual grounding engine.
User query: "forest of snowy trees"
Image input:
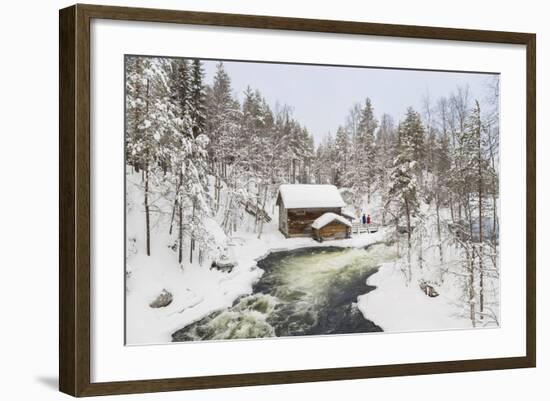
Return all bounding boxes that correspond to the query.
[126,56,500,329]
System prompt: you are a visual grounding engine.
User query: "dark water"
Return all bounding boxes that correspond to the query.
[172,244,395,342]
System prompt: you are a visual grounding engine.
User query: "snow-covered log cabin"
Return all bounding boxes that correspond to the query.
[312,212,352,242]
[276,184,347,238]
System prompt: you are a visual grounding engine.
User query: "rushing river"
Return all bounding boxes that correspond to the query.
[172,243,396,342]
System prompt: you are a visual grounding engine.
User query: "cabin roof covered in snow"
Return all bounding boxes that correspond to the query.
[277,184,346,209]
[311,212,352,229]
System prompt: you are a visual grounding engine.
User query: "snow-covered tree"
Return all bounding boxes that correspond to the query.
[124,55,501,333]
[376,114,397,224]
[125,56,166,256]
[386,107,423,281]
[333,126,350,187]
[205,62,241,211]
[190,59,207,137]
[352,98,379,203]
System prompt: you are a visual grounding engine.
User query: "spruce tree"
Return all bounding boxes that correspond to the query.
[354,98,378,203]
[386,108,422,281]
[190,59,206,137]
[334,126,350,187]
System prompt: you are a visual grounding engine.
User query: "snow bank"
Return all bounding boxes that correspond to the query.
[127,226,387,344]
[126,168,389,345]
[357,262,472,333]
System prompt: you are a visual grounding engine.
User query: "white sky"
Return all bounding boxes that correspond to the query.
[201,59,498,145]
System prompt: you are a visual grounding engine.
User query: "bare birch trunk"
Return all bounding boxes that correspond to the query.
[468,248,476,328]
[143,78,151,256]
[435,195,444,283]
[178,168,184,265]
[477,104,484,320]
[144,161,151,256]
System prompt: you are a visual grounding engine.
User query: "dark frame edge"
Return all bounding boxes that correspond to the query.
[59,3,537,397]
[75,3,534,43]
[78,356,533,397]
[525,33,536,368]
[60,4,93,397]
[59,4,77,397]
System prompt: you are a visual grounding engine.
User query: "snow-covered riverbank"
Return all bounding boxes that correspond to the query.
[126,192,388,345]
[357,261,472,333]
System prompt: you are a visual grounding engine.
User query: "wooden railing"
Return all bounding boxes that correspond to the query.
[351,222,379,234]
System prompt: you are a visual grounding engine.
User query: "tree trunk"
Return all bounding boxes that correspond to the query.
[215,162,223,213]
[468,247,476,328]
[367,184,371,203]
[144,161,151,256]
[190,201,195,264]
[463,196,476,327]
[477,107,484,321]
[214,169,220,213]
[168,182,179,235]
[418,228,423,271]
[449,193,455,222]
[253,185,261,232]
[435,194,444,283]
[394,216,400,257]
[178,169,184,265]
[257,185,269,239]
[404,198,412,283]
[143,77,151,256]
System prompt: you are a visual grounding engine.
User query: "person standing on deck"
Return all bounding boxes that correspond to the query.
[362,213,367,225]
[366,214,371,225]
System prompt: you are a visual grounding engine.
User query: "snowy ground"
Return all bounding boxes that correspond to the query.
[126,170,496,345]
[126,221,387,345]
[126,169,388,345]
[358,261,472,333]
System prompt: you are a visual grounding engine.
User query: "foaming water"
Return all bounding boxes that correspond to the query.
[172,244,396,342]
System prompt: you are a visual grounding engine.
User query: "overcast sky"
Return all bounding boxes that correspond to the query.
[202,59,498,145]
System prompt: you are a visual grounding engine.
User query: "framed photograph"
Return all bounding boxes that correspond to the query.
[59,4,536,397]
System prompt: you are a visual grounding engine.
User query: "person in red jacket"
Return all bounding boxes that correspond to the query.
[366,214,371,225]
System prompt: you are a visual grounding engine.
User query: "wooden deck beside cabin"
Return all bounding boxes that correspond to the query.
[351,222,379,234]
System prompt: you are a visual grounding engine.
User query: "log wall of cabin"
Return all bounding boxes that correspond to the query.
[279,202,288,236]
[286,207,342,237]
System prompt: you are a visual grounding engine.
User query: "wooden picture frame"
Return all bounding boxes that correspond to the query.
[59,3,536,397]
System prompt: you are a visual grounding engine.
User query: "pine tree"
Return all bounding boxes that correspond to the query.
[169,59,193,264]
[125,56,160,257]
[386,108,422,282]
[376,114,396,224]
[189,59,206,137]
[434,131,451,269]
[334,126,350,187]
[205,62,241,211]
[349,98,378,205]
[401,107,425,175]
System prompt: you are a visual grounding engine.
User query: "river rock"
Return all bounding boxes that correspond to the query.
[211,258,236,273]
[419,281,439,298]
[149,289,173,308]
